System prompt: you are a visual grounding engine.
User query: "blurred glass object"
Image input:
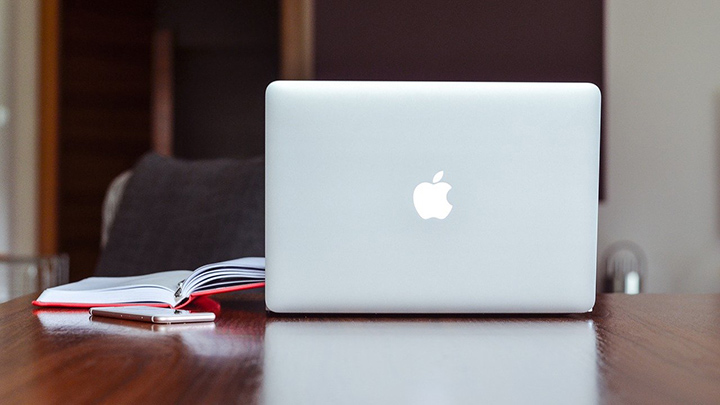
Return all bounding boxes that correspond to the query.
[0,254,69,303]
[603,241,646,294]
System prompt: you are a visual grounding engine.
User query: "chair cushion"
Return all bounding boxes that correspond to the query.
[95,153,264,276]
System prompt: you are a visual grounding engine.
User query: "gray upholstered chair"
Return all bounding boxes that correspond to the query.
[95,153,264,277]
[100,170,132,249]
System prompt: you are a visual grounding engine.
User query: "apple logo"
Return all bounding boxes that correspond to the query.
[413,171,453,219]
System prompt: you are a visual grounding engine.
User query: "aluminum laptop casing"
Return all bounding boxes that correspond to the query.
[265,81,600,313]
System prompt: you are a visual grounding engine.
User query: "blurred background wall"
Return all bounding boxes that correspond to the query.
[0,0,11,256]
[600,0,720,292]
[0,0,39,301]
[156,0,278,160]
[0,0,38,256]
[1,0,720,292]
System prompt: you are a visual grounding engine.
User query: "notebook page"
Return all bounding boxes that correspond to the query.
[35,270,192,306]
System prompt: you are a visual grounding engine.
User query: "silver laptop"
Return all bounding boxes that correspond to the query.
[265,81,600,313]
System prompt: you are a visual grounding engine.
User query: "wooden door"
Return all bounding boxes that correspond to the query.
[41,0,154,281]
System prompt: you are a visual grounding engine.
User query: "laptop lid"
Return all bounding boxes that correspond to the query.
[265,81,600,313]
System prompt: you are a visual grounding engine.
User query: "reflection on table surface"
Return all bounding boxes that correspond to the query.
[34,309,261,359]
[33,307,599,404]
[263,320,598,405]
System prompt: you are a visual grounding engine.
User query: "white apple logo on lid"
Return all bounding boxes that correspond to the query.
[413,171,453,219]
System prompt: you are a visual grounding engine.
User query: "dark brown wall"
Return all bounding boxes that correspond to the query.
[60,0,154,280]
[156,0,279,160]
[315,0,603,84]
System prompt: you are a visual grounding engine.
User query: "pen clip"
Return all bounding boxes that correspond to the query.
[174,279,185,298]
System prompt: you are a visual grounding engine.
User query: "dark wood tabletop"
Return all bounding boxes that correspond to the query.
[1,292,719,404]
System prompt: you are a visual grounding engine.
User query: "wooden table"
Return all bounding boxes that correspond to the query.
[1,292,719,404]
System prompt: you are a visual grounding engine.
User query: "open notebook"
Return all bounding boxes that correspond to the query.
[33,257,265,309]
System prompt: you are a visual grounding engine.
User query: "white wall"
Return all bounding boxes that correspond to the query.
[0,0,12,255]
[0,0,39,301]
[8,0,39,256]
[0,0,38,256]
[601,1,720,292]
